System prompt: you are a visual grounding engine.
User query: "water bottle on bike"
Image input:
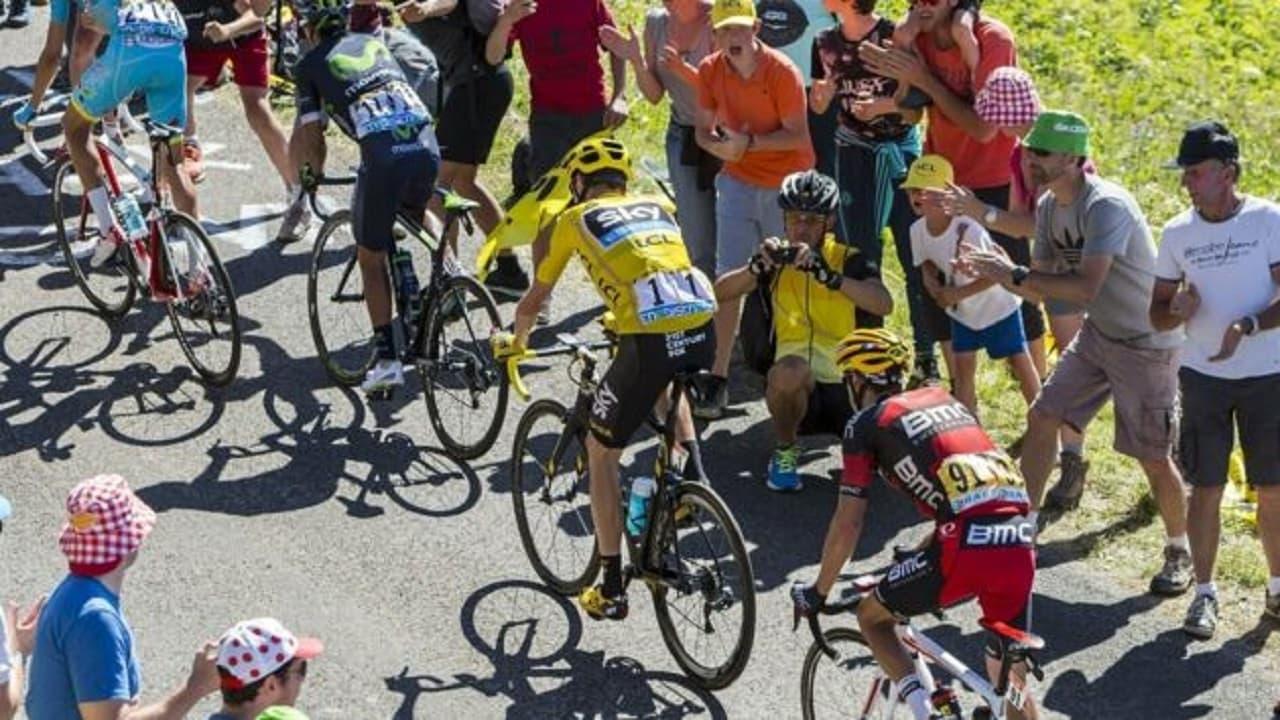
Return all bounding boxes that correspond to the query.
[391,248,421,328]
[626,476,656,537]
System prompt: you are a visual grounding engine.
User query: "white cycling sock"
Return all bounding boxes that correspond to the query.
[1167,534,1190,552]
[897,673,931,720]
[87,186,118,235]
[1196,582,1217,598]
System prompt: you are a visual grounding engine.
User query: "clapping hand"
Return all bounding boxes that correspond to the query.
[1169,283,1200,321]
[599,24,642,65]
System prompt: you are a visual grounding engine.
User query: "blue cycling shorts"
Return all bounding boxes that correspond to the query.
[71,35,186,128]
[50,0,75,24]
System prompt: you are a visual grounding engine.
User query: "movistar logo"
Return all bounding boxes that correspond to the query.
[328,39,390,79]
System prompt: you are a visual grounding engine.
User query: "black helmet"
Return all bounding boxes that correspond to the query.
[778,170,839,214]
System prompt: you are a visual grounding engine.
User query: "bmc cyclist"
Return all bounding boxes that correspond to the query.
[792,328,1041,720]
[493,136,717,621]
[64,0,198,268]
[290,0,439,394]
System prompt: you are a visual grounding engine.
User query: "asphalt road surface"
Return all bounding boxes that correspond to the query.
[1,14,1276,719]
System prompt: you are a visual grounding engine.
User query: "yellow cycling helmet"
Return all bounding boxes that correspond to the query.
[562,136,633,184]
[836,328,913,387]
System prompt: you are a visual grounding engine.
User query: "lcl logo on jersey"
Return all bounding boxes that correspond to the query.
[892,456,947,511]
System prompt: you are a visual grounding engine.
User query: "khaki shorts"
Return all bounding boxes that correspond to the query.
[1032,321,1179,460]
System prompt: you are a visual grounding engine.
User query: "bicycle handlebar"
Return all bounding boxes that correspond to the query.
[500,338,615,402]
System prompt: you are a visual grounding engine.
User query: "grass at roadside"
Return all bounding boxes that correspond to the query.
[473,0,1280,597]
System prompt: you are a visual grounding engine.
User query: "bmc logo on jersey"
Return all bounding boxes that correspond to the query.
[892,456,947,512]
[584,203,676,248]
[901,403,974,440]
[963,518,1035,548]
[887,553,928,584]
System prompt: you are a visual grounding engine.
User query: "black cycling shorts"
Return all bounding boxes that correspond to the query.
[353,125,440,253]
[437,68,513,165]
[588,322,715,449]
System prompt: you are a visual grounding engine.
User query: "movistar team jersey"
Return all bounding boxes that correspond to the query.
[841,386,1030,522]
[87,0,186,42]
[537,193,717,335]
[295,32,432,142]
[769,233,877,383]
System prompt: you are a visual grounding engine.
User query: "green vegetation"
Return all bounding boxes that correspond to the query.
[478,0,1280,594]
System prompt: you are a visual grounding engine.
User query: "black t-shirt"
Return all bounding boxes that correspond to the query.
[408,0,502,87]
[175,0,262,50]
[810,19,928,143]
[295,32,432,143]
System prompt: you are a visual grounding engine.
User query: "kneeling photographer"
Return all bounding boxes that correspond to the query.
[715,170,892,492]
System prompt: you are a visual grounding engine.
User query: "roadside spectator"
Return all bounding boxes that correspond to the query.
[600,0,719,278]
[714,170,891,491]
[939,66,1092,465]
[1149,122,1280,639]
[25,475,220,720]
[754,0,838,175]
[860,0,1048,384]
[402,0,511,262]
[903,154,1039,418]
[958,111,1191,598]
[693,0,815,418]
[809,0,934,376]
[209,618,323,719]
[1,494,45,720]
[484,0,629,311]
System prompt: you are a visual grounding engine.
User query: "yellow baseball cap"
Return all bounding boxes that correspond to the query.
[900,154,955,191]
[711,0,756,29]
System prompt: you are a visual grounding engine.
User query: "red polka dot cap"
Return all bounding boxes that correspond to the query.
[215,618,324,690]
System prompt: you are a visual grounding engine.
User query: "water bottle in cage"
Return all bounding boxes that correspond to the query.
[626,476,656,537]
[391,249,421,326]
[111,193,148,240]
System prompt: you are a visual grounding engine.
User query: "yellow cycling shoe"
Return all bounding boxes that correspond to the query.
[578,584,629,621]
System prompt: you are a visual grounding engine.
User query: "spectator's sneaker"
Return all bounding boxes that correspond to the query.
[484,254,529,299]
[361,359,404,396]
[1182,593,1218,639]
[1264,590,1280,622]
[691,374,728,420]
[1150,545,1193,596]
[183,142,206,184]
[5,0,30,28]
[766,445,803,492]
[12,100,36,132]
[1044,452,1089,512]
[276,191,313,245]
[578,585,628,621]
[90,228,125,269]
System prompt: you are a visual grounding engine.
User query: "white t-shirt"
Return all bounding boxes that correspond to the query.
[911,216,1021,331]
[1156,196,1280,379]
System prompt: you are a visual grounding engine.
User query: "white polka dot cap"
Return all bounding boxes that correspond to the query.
[216,618,324,690]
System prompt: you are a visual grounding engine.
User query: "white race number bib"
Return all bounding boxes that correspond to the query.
[633,269,714,326]
[350,82,429,140]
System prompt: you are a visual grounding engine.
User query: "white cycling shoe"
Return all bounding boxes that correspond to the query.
[361,359,404,396]
[89,231,124,269]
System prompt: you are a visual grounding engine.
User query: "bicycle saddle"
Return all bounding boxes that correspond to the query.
[980,618,1045,655]
[144,120,183,142]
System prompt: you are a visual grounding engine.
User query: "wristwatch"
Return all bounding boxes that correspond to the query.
[1240,315,1260,336]
[1010,265,1031,286]
[982,205,999,227]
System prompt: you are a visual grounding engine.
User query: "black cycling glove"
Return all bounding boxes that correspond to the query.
[747,252,770,277]
[803,253,844,290]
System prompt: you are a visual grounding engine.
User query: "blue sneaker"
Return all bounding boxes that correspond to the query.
[766,444,802,492]
[12,100,35,131]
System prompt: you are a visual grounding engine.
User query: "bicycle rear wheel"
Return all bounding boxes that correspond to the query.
[53,159,137,317]
[651,481,755,690]
[308,210,375,385]
[162,212,241,386]
[801,627,899,720]
[510,399,600,595]
[423,274,506,460]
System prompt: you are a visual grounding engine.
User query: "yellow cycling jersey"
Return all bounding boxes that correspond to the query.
[537,193,717,335]
[772,234,877,383]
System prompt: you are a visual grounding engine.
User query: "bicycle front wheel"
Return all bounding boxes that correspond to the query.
[510,399,600,595]
[308,210,375,385]
[162,213,241,386]
[423,274,507,460]
[53,159,136,317]
[801,627,899,720]
[651,481,756,690]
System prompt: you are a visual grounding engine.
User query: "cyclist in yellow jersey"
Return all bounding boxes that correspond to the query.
[493,136,717,622]
[715,170,892,492]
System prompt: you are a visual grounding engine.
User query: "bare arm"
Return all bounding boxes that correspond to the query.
[836,276,893,318]
[749,105,809,152]
[290,120,327,182]
[815,495,868,596]
[1148,278,1185,332]
[1021,254,1113,307]
[487,0,532,67]
[633,24,666,104]
[713,265,759,302]
[512,281,553,347]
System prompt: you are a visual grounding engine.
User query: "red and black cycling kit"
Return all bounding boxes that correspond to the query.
[841,386,1035,643]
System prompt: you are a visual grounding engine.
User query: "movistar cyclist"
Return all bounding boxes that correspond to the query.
[290,0,440,394]
[493,136,717,621]
[792,328,1041,720]
[64,0,199,268]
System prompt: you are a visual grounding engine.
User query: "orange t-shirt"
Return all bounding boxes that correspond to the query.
[916,17,1018,190]
[696,43,815,189]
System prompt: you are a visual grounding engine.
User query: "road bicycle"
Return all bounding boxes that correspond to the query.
[304,175,507,460]
[799,572,1046,719]
[504,327,755,689]
[50,119,242,386]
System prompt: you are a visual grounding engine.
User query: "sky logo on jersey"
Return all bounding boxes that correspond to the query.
[584,203,678,249]
[329,39,391,80]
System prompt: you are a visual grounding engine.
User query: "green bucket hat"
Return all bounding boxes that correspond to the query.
[256,707,310,720]
[1024,110,1091,157]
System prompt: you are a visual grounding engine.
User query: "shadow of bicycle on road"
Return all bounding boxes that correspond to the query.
[384,579,726,719]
